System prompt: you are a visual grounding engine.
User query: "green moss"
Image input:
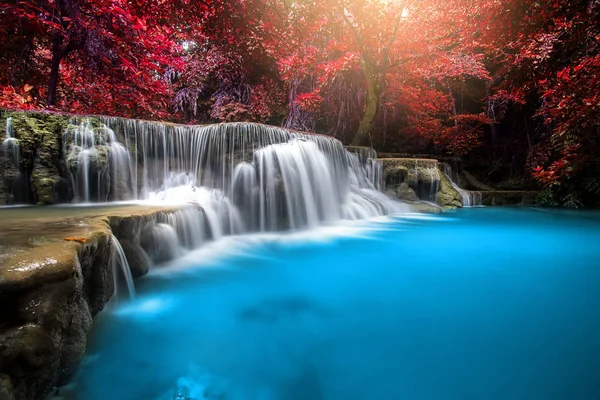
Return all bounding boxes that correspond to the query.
[381,158,440,186]
[30,167,60,205]
[1,111,72,204]
[4,111,69,170]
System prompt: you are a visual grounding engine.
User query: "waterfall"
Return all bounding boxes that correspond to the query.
[404,159,440,202]
[65,120,134,202]
[62,118,410,272]
[63,118,406,231]
[110,235,136,299]
[442,164,482,207]
[347,147,382,190]
[472,191,483,206]
[3,117,20,167]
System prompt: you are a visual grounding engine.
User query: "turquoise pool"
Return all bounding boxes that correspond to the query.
[70,208,600,400]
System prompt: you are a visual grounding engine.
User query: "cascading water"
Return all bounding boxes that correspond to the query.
[3,117,20,167]
[139,206,232,265]
[442,163,482,207]
[110,235,136,299]
[61,117,409,268]
[347,147,382,190]
[65,120,134,202]
[64,119,406,234]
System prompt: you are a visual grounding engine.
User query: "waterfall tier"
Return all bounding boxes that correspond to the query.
[61,118,406,234]
[3,117,20,166]
[381,158,482,208]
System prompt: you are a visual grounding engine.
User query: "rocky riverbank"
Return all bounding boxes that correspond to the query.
[379,157,537,208]
[0,204,185,400]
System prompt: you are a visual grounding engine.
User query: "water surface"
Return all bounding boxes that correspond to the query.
[72,208,600,400]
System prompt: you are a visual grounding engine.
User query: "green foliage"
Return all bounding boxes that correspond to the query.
[582,178,600,197]
[561,193,583,209]
[535,189,559,208]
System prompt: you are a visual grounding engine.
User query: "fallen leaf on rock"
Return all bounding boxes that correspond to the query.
[64,237,88,244]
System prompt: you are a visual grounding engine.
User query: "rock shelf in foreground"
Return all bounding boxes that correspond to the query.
[0,204,183,400]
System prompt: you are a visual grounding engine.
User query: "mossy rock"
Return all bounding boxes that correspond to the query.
[66,145,110,170]
[3,111,69,170]
[381,159,442,203]
[30,166,70,205]
[0,150,20,205]
[1,111,72,204]
[435,170,463,209]
[64,119,110,149]
[0,373,14,400]
[387,182,419,202]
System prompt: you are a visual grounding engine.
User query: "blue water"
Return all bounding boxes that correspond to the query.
[71,208,600,400]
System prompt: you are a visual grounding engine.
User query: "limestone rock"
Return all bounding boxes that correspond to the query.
[409,202,444,214]
[0,228,114,400]
[119,239,150,278]
[381,158,441,202]
[436,171,463,209]
[0,111,71,205]
[395,183,419,202]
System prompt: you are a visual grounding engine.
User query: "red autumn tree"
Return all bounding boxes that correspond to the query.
[483,0,600,205]
[164,0,284,123]
[271,0,491,152]
[0,0,179,118]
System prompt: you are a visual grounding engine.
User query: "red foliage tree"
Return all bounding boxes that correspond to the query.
[483,0,600,205]
[0,0,179,118]
[270,0,491,151]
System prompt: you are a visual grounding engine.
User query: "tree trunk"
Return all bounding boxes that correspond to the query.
[47,37,64,106]
[485,82,497,157]
[351,59,379,146]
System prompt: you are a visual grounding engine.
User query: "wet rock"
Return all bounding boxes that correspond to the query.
[397,182,419,202]
[0,204,173,400]
[0,374,15,400]
[119,239,150,278]
[409,201,443,214]
[436,171,463,209]
[0,154,19,205]
[0,111,71,205]
[387,182,420,202]
[0,229,112,400]
[381,158,441,202]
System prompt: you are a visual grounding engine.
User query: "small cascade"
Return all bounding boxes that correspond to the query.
[141,223,184,264]
[3,116,414,267]
[254,140,340,230]
[346,147,382,190]
[139,206,242,265]
[408,159,440,202]
[65,120,134,202]
[110,235,136,299]
[366,159,383,191]
[442,164,482,207]
[472,191,483,206]
[3,117,20,167]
